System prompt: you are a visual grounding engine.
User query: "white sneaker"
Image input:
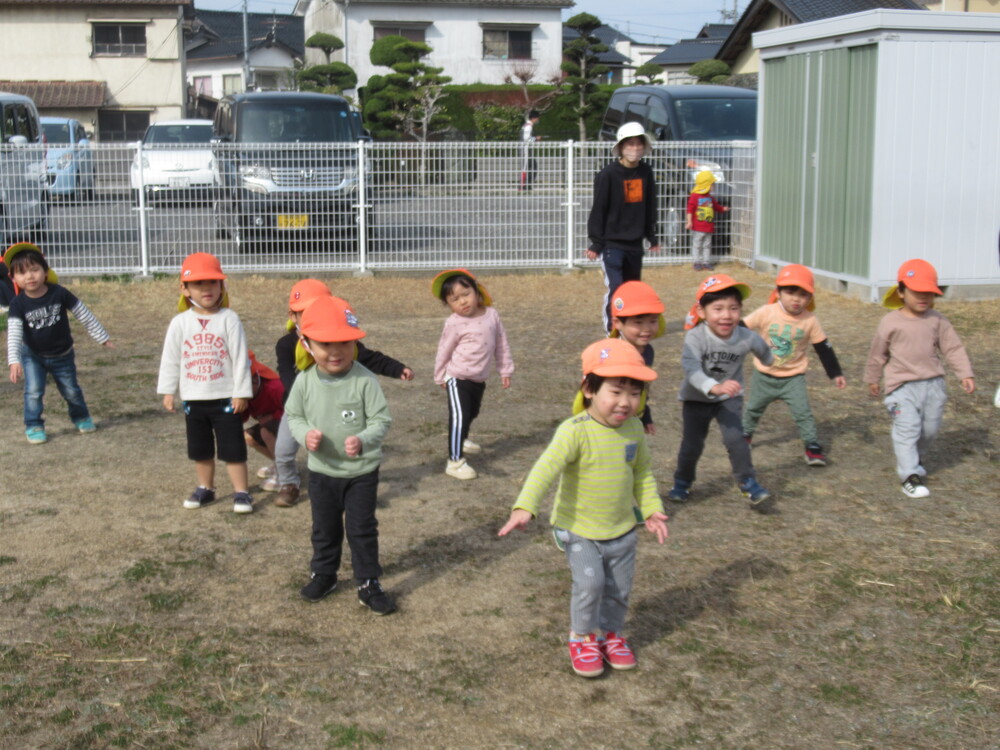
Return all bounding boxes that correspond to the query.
[256,464,276,479]
[462,439,481,454]
[901,474,930,498]
[261,476,279,492]
[446,458,477,480]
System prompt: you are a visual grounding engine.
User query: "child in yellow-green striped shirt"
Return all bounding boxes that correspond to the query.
[499,338,668,679]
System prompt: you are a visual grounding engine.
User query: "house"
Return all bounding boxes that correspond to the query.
[648,25,734,84]
[186,9,304,102]
[717,0,926,75]
[293,0,572,89]
[0,0,192,140]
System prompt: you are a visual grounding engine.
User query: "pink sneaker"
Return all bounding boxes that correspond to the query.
[600,632,637,670]
[568,634,604,678]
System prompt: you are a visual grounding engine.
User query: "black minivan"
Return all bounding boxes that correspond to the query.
[212,91,365,251]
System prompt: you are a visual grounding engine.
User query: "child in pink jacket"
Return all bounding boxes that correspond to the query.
[432,269,514,480]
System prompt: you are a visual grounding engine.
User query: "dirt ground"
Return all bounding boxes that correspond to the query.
[1,265,999,749]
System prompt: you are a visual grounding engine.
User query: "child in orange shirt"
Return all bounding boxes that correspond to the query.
[742,264,845,466]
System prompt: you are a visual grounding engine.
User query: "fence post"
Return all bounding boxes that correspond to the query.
[356,140,368,274]
[133,142,150,277]
[564,140,576,269]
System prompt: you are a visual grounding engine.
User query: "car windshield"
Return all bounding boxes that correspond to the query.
[238,102,354,143]
[42,122,72,144]
[672,98,756,140]
[143,124,213,145]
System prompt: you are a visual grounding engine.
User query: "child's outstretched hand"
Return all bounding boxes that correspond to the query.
[305,429,323,452]
[833,375,847,389]
[9,363,22,384]
[644,512,669,544]
[344,435,362,457]
[501,376,511,389]
[961,377,975,394]
[498,509,533,536]
[868,383,881,398]
[400,368,414,381]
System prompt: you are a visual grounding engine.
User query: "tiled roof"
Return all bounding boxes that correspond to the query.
[328,0,572,4]
[0,0,188,4]
[0,80,106,107]
[785,0,924,23]
[697,24,735,40]
[188,9,304,60]
[562,24,632,66]
[650,38,725,66]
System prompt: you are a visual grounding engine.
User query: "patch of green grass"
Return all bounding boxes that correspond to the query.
[26,507,58,517]
[817,682,864,705]
[5,574,61,603]
[44,604,102,620]
[324,722,386,748]
[0,555,15,566]
[122,558,166,583]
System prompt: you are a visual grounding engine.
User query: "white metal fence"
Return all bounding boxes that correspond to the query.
[1,140,756,276]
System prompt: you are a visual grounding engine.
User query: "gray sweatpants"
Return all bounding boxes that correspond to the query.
[555,527,637,636]
[274,412,301,488]
[691,230,712,264]
[883,377,947,481]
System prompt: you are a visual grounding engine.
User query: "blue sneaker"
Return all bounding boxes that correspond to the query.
[667,480,691,502]
[25,426,47,445]
[75,418,97,433]
[739,477,771,507]
[233,491,254,514]
[183,486,216,509]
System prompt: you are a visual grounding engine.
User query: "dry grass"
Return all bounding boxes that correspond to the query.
[1,265,999,749]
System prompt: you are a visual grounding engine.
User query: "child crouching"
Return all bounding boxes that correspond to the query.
[499,338,668,678]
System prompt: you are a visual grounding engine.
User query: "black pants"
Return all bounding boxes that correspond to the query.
[184,399,247,463]
[446,378,485,460]
[674,398,754,485]
[308,468,381,582]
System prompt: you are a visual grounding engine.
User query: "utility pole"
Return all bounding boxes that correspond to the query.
[242,0,252,91]
[720,0,739,23]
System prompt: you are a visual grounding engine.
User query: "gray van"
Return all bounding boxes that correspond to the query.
[1,92,49,245]
[212,91,364,251]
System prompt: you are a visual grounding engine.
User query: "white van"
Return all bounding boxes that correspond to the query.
[1,92,49,245]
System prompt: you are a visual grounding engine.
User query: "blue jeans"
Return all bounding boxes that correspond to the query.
[20,346,91,430]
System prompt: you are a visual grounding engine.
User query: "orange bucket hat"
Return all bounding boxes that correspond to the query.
[3,242,58,293]
[248,350,279,381]
[430,268,493,307]
[685,274,751,329]
[882,258,943,309]
[768,264,816,311]
[610,280,666,339]
[298,295,366,343]
[178,252,229,311]
[288,278,331,312]
[581,338,657,382]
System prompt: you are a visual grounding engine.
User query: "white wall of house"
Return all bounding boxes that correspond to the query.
[0,5,186,119]
[188,47,298,98]
[303,2,564,87]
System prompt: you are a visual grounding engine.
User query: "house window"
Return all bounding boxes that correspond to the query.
[93,23,146,56]
[373,25,426,43]
[97,110,149,142]
[223,74,243,95]
[482,28,532,60]
[193,76,212,96]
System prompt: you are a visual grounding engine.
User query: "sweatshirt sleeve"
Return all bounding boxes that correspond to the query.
[69,299,110,344]
[356,376,392,454]
[938,317,974,380]
[276,332,298,401]
[681,330,718,397]
[357,341,407,379]
[6,315,23,366]
[644,168,659,246]
[227,313,253,399]
[433,319,459,385]
[493,312,515,378]
[513,422,577,517]
[587,168,611,254]
[748,330,775,367]
[863,319,891,385]
[156,315,183,396]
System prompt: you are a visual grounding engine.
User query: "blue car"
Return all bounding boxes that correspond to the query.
[41,117,95,200]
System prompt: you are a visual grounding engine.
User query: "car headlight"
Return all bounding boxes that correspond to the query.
[686,159,725,184]
[240,165,271,180]
[57,152,74,170]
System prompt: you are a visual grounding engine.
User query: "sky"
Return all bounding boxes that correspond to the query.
[193,0,748,46]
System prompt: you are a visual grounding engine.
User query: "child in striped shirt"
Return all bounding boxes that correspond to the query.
[499,338,668,679]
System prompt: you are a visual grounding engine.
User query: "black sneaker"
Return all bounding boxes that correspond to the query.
[183,486,216,509]
[357,578,396,615]
[300,573,338,602]
[804,442,827,467]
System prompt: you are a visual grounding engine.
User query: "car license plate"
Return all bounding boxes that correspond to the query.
[277,214,309,229]
[168,177,190,188]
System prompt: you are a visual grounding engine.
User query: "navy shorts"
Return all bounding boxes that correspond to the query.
[184,399,248,463]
